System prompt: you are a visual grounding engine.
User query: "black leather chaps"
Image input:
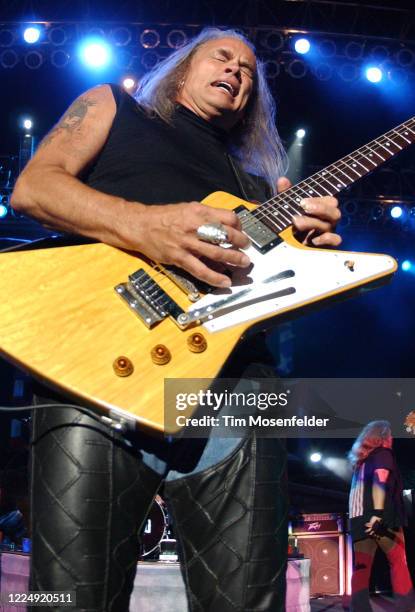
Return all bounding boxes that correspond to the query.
[30,405,288,612]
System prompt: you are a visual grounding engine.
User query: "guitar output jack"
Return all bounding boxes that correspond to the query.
[187,333,207,353]
[113,356,134,377]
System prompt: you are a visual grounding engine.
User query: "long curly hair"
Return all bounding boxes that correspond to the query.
[134,27,287,195]
[348,420,392,467]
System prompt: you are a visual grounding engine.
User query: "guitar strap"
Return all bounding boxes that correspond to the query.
[226,154,272,204]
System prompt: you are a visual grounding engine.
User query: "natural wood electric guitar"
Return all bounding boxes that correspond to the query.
[0,117,414,433]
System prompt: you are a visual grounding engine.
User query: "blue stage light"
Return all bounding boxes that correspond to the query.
[401,260,412,272]
[365,66,383,83]
[310,452,322,463]
[390,205,403,219]
[79,39,112,69]
[22,118,33,130]
[294,38,311,55]
[122,77,136,90]
[0,204,8,219]
[296,128,306,139]
[23,26,41,44]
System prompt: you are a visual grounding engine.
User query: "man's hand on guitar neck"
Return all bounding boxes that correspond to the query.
[277,176,342,247]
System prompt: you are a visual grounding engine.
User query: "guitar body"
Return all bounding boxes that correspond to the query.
[0,191,397,432]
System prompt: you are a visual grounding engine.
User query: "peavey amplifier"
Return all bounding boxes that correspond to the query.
[290,513,344,535]
[289,514,346,596]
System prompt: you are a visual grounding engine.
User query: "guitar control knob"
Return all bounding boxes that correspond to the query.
[113,356,134,377]
[151,344,171,365]
[187,333,207,353]
[344,260,355,271]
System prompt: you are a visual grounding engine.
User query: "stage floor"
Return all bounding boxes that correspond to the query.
[310,594,396,611]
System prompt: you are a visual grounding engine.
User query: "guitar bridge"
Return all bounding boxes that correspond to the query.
[115,268,186,329]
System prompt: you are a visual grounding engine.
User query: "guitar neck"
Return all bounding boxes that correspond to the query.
[256,116,415,233]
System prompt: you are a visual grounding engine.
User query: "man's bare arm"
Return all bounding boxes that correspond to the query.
[38,96,98,150]
[10,85,249,287]
[10,84,144,247]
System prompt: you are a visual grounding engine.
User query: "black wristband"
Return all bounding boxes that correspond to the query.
[373,509,384,517]
[372,518,387,536]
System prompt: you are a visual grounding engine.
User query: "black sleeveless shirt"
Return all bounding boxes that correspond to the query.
[82,84,268,205]
[32,85,274,403]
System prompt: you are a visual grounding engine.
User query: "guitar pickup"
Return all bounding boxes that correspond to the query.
[115,269,186,329]
[235,205,281,254]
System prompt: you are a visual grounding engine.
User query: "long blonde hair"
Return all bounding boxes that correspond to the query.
[134,27,287,195]
[348,420,392,467]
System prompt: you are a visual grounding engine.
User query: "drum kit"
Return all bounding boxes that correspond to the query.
[139,495,177,561]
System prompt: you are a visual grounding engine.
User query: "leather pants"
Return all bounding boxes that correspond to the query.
[30,405,288,612]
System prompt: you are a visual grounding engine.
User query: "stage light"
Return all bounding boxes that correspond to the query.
[22,118,33,130]
[167,29,187,49]
[23,26,41,44]
[0,203,8,218]
[140,29,160,49]
[313,62,333,81]
[294,38,311,55]
[109,26,132,47]
[309,452,322,463]
[122,77,136,90]
[0,28,15,47]
[296,128,306,139]
[79,39,111,69]
[141,50,159,71]
[396,47,415,68]
[50,49,71,68]
[24,50,44,69]
[0,49,19,69]
[338,63,359,82]
[370,45,389,62]
[262,30,284,52]
[264,59,280,79]
[371,205,383,221]
[318,39,336,58]
[390,205,403,219]
[344,200,358,216]
[286,59,308,79]
[365,66,383,83]
[401,260,412,271]
[345,41,364,60]
[48,26,69,46]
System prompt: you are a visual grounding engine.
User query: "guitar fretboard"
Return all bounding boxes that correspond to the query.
[253,116,415,233]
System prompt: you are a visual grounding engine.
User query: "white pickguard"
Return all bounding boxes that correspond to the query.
[188,240,396,332]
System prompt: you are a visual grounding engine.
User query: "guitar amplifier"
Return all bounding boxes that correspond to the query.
[290,513,344,535]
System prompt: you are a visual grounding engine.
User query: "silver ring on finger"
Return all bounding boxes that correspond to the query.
[196,223,230,246]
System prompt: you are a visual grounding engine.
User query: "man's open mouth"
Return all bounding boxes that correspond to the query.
[212,81,237,97]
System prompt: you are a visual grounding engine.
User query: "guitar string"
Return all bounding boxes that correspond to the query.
[250,118,415,225]
[241,120,415,234]
[148,118,414,296]
[239,118,415,235]
[244,121,415,232]
[148,264,207,311]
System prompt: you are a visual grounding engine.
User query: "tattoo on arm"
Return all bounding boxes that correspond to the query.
[39,95,97,148]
